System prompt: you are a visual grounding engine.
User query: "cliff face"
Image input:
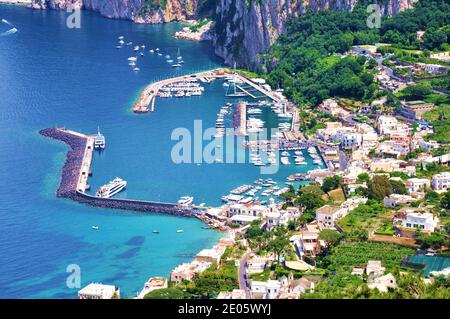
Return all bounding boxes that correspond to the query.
[213,0,416,70]
[31,0,198,23]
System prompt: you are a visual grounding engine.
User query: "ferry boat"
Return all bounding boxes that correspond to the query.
[94,128,105,149]
[178,196,194,206]
[95,177,127,198]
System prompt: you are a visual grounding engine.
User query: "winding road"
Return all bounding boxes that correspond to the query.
[238,252,251,298]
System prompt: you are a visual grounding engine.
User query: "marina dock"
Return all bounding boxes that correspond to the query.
[132,69,228,113]
[132,68,287,113]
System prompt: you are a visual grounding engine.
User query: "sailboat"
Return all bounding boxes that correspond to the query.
[225,63,246,97]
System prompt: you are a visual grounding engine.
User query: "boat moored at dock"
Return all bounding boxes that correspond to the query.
[96,177,127,198]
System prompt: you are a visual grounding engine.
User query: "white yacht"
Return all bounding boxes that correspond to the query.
[178,196,194,206]
[95,177,127,198]
[94,128,105,149]
[281,157,290,165]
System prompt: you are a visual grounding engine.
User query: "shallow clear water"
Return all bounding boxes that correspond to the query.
[0,6,320,298]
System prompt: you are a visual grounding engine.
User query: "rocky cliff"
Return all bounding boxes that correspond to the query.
[212,0,416,70]
[26,0,416,68]
[31,0,198,23]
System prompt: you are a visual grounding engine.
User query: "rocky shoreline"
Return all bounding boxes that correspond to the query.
[39,127,194,217]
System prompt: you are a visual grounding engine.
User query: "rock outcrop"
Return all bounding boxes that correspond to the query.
[26,0,416,68]
[31,0,198,23]
[212,0,416,70]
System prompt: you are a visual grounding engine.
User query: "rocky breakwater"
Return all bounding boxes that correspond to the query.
[39,127,194,216]
[212,0,416,70]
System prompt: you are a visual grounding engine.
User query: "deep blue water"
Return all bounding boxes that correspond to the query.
[0,6,319,298]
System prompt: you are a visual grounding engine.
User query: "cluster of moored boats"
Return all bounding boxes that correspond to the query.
[307,146,324,165]
[158,79,204,98]
[117,35,185,71]
[221,179,290,204]
[215,103,232,138]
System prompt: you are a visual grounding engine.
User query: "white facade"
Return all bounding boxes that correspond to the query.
[406,178,430,193]
[250,280,281,299]
[78,283,119,299]
[376,116,398,135]
[432,172,450,192]
[401,212,439,232]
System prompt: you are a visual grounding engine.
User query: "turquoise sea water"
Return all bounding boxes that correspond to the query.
[0,6,320,298]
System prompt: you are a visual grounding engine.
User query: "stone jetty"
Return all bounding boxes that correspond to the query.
[39,128,194,216]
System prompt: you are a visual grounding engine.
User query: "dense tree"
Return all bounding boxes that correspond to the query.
[441,190,450,210]
[367,176,392,201]
[319,229,342,246]
[402,82,432,100]
[391,180,407,195]
[321,175,343,193]
[144,288,185,299]
[295,185,325,212]
[264,0,450,106]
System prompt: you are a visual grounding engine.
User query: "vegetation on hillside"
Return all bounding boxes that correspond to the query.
[263,0,450,107]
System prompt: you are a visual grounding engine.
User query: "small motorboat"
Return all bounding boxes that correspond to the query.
[92,226,99,230]
[152,230,159,234]
[176,229,184,233]
[133,67,140,71]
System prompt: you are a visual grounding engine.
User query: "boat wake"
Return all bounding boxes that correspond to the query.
[1,19,17,37]
[1,27,18,37]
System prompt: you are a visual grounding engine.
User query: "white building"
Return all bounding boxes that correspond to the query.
[418,140,440,153]
[406,178,430,193]
[432,172,450,192]
[368,273,397,293]
[78,283,120,299]
[316,197,367,228]
[247,255,270,274]
[227,203,267,217]
[376,115,398,135]
[400,211,439,232]
[366,260,386,278]
[250,280,281,299]
[383,194,417,208]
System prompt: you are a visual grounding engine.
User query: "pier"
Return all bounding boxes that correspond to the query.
[40,128,195,216]
[132,68,287,113]
[132,69,228,113]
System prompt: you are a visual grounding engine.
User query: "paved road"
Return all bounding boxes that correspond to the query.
[238,252,251,298]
